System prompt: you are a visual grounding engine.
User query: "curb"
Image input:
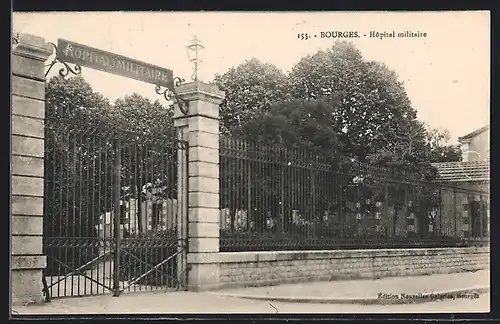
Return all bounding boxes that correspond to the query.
[212,286,490,305]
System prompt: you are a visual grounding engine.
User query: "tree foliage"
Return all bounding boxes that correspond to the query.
[44,76,178,275]
[111,93,174,135]
[230,96,344,159]
[45,75,113,229]
[215,41,443,169]
[426,127,462,163]
[44,76,113,275]
[213,58,290,133]
[215,41,464,244]
[287,42,423,161]
[43,39,469,257]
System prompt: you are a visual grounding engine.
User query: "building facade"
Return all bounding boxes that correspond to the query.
[432,125,490,238]
[458,125,490,162]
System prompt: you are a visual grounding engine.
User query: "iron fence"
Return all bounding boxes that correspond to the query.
[219,137,490,252]
[43,114,188,298]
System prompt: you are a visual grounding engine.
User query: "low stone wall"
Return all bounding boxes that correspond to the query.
[219,247,490,289]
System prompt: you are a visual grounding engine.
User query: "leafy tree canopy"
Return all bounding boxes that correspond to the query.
[232,95,345,160]
[213,58,290,133]
[214,41,451,176]
[426,127,462,163]
[45,75,112,125]
[112,93,174,136]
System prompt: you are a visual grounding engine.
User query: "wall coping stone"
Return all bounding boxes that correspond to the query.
[219,247,490,264]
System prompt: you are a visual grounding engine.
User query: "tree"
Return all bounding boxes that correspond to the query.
[213,58,290,134]
[44,76,179,274]
[44,75,113,275]
[111,93,174,136]
[426,127,462,163]
[365,118,441,238]
[45,74,113,232]
[285,42,443,238]
[215,41,459,245]
[212,43,412,242]
[219,96,348,242]
[288,41,421,161]
[45,75,112,125]
[231,96,344,158]
[111,94,177,233]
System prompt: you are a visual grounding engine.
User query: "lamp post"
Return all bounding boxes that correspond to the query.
[156,36,205,115]
[186,36,204,81]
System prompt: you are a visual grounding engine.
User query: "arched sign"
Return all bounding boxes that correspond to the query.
[45,38,188,114]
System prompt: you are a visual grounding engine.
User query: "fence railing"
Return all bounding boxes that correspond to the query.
[43,113,187,297]
[219,136,490,252]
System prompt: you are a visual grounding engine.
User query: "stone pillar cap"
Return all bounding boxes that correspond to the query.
[175,80,225,100]
[13,33,54,61]
[172,80,225,120]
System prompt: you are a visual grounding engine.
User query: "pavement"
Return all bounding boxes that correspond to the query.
[215,270,490,305]
[12,270,490,315]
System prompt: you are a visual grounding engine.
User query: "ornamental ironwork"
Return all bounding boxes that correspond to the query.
[45,42,82,78]
[155,77,189,115]
[44,38,190,115]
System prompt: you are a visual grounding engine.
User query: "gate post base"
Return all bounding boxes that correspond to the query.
[12,269,45,306]
[186,252,220,291]
[186,262,220,291]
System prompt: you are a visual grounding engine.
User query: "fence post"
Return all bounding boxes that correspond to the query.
[461,194,470,238]
[11,34,54,305]
[384,184,389,237]
[172,81,225,291]
[113,138,121,296]
[175,118,188,289]
[453,189,458,236]
[279,148,285,235]
[478,193,484,238]
[486,194,490,236]
[438,188,442,236]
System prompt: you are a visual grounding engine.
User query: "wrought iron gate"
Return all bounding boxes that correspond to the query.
[42,112,188,298]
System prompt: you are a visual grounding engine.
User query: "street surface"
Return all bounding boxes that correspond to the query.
[13,290,490,315]
[218,270,489,299]
[14,270,490,315]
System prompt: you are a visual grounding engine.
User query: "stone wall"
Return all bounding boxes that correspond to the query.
[219,247,490,289]
[11,34,53,305]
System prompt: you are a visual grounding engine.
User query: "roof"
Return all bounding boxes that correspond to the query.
[431,161,490,182]
[458,125,489,141]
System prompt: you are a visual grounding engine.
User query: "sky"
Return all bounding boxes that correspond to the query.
[12,11,490,144]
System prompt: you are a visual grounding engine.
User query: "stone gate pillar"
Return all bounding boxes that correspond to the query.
[173,81,224,291]
[11,34,53,305]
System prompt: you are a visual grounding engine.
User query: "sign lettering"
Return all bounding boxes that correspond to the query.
[57,39,174,88]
